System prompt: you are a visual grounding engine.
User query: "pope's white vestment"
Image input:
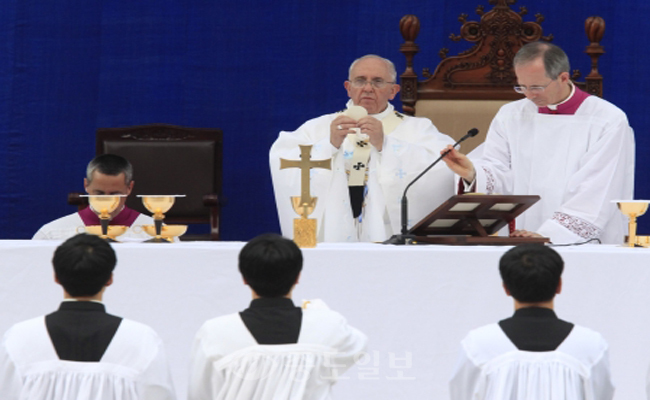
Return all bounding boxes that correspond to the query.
[270,101,456,242]
[188,302,367,400]
[450,323,614,400]
[472,95,634,244]
[0,316,176,400]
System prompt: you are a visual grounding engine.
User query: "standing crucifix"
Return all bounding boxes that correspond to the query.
[279,144,331,247]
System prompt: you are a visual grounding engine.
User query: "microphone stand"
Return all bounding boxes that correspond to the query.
[383,128,479,245]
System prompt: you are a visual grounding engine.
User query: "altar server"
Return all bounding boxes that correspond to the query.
[270,55,456,242]
[188,233,367,400]
[442,41,634,244]
[450,244,614,400]
[0,233,176,400]
[33,154,153,240]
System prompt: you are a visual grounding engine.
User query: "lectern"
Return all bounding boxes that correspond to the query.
[409,194,549,245]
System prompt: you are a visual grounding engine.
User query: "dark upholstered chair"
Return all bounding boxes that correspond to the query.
[69,124,223,240]
[398,0,605,154]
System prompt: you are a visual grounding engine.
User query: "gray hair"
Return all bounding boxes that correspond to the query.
[86,154,133,184]
[348,54,397,82]
[513,42,570,80]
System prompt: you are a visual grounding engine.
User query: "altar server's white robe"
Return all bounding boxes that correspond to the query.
[270,102,455,242]
[32,212,154,241]
[473,96,634,244]
[450,323,614,400]
[0,316,176,400]
[188,305,367,400]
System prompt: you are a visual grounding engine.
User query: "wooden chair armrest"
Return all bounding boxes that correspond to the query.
[68,192,88,211]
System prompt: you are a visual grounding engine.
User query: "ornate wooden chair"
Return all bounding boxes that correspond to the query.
[398,0,605,154]
[69,124,223,240]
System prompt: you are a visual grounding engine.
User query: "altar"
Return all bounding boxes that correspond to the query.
[3,240,648,399]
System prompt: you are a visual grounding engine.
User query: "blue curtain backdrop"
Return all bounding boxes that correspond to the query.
[1,0,648,240]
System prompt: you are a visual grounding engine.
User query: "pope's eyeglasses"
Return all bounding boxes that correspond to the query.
[349,78,395,89]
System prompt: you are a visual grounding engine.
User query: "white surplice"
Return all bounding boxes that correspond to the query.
[188,303,367,400]
[32,212,154,241]
[270,101,455,242]
[450,323,614,400]
[0,316,176,400]
[472,96,635,244]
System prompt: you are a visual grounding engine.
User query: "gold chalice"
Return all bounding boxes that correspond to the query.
[141,224,188,243]
[138,195,187,243]
[81,195,126,241]
[614,200,650,247]
[82,225,128,240]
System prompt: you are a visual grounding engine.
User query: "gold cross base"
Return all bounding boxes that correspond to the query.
[294,217,317,248]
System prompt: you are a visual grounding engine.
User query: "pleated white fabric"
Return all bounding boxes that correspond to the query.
[189,301,367,400]
[18,362,140,400]
[209,344,344,400]
[477,351,590,400]
[0,316,176,400]
[450,323,614,400]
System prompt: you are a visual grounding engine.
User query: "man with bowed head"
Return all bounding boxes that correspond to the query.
[271,54,456,242]
[33,154,154,241]
[188,233,367,399]
[450,244,614,400]
[442,41,634,244]
[0,233,176,400]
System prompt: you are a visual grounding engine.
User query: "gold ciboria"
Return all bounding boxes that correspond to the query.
[137,195,187,243]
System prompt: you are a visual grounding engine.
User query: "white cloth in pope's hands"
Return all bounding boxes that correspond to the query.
[344,105,369,141]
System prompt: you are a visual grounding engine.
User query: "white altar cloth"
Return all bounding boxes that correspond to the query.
[5,240,649,399]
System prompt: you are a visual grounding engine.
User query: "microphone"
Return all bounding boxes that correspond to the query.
[383,128,479,245]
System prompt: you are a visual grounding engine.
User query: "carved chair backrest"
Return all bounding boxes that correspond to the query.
[399,0,605,154]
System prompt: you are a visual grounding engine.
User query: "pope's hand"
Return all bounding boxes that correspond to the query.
[330,116,357,149]
[357,116,384,151]
[441,145,476,182]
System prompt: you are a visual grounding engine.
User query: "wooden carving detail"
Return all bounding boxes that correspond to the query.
[584,16,605,97]
[399,14,421,115]
[398,0,605,115]
[438,0,548,92]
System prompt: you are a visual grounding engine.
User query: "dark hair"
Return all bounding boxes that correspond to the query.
[499,244,563,303]
[53,234,117,297]
[86,154,133,184]
[239,234,302,298]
